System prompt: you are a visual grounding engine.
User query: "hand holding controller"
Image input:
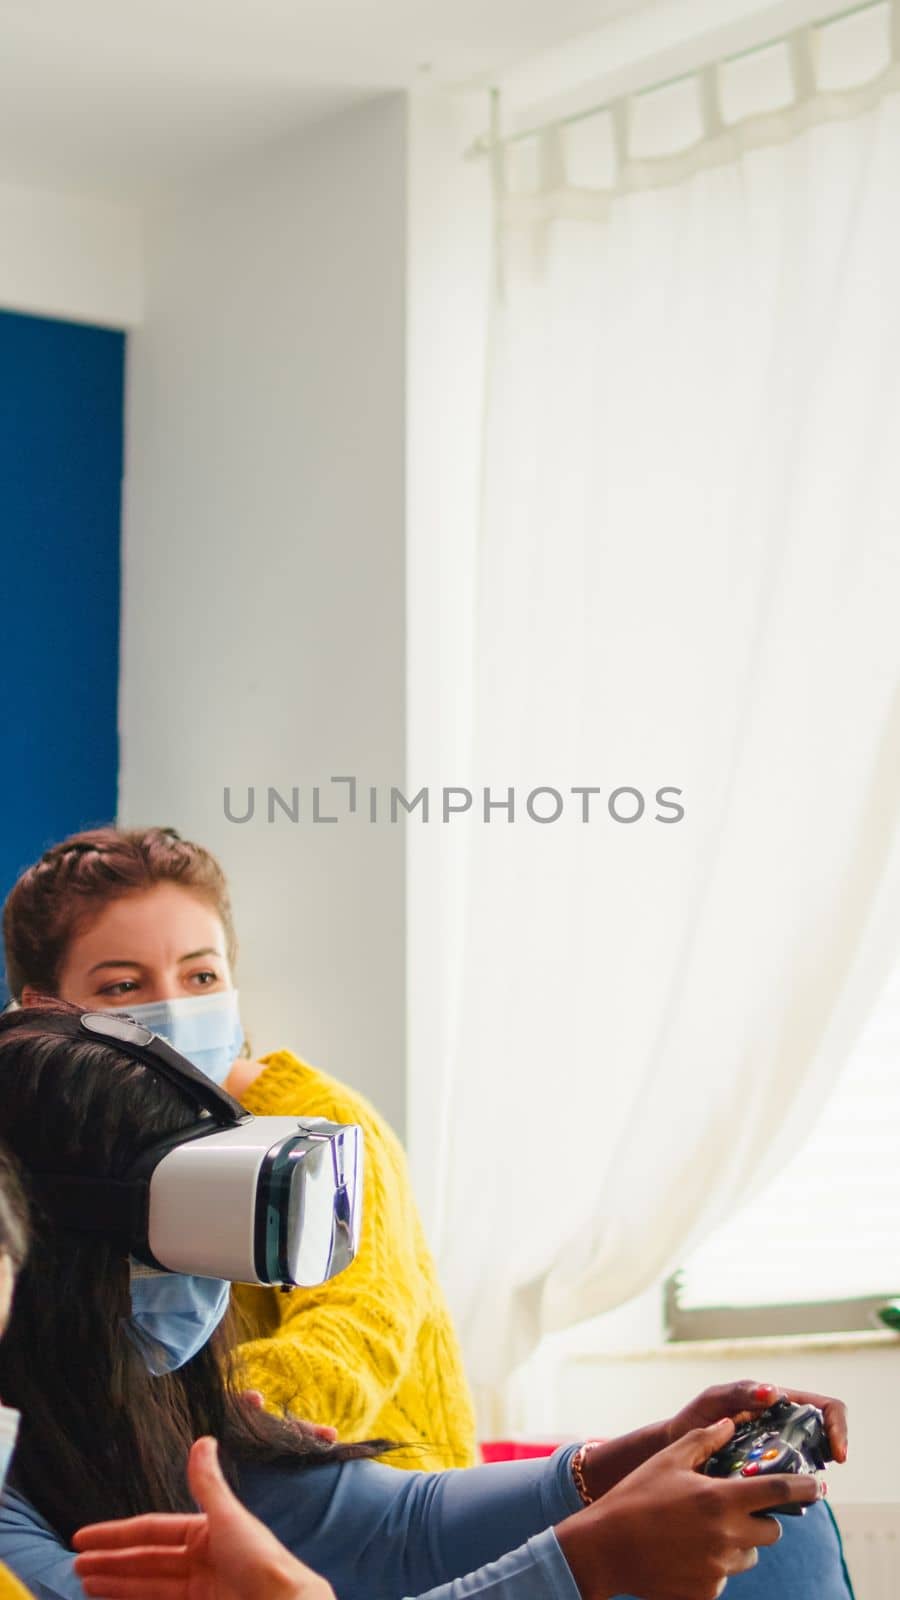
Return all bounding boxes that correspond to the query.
[703,1398,831,1515]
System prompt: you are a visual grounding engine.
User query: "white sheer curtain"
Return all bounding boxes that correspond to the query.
[431,6,900,1425]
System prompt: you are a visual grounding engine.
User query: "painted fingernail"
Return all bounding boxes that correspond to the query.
[753,1386,776,1401]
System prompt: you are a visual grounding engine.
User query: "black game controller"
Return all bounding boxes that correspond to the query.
[703,1398,831,1516]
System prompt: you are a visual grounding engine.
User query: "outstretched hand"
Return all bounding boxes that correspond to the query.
[73,1436,334,1600]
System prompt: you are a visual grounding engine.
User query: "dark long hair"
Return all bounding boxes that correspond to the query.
[0,1142,29,1277]
[0,1002,386,1543]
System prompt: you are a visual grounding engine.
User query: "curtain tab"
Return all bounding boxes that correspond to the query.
[538,126,566,194]
[487,86,506,200]
[488,87,507,303]
[788,27,818,105]
[611,99,630,177]
[698,65,725,139]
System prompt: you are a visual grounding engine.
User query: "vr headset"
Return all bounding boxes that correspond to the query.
[29,1010,363,1288]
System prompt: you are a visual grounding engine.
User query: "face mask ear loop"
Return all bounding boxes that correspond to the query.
[115,993,246,1088]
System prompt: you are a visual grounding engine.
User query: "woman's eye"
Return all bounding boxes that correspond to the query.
[97,980,139,998]
[190,970,222,988]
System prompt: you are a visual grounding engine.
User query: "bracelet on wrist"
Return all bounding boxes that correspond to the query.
[571,1440,602,1505]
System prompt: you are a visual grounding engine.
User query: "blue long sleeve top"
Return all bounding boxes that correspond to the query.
[0,1446,585,1600]
[0,1447,851,1600]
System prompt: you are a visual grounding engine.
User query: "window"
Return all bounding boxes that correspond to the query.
[667,965,900,1340]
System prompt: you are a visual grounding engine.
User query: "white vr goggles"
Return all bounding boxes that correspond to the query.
[32,1010,363,1288]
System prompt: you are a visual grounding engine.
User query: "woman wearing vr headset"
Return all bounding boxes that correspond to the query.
[0,1127,335,1600]
[2,824,477,1472]
[0,1131,333,1600]
[0,1005,852,1600]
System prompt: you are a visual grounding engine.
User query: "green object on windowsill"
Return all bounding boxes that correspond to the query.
[876,1301,900,1332]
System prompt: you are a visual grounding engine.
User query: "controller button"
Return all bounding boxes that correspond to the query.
[730,1460,745,1472]
[742,1464,762,1477]
[747,1449,763,1459]
[762,1450,780,1461]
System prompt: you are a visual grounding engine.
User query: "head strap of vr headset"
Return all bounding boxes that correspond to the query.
[19,1008,252,1255]
[78,1010,250,1124]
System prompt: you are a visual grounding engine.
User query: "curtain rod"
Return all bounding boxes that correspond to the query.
[466,0,890,158]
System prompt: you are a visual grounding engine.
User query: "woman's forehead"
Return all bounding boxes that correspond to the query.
[68,885,228,965]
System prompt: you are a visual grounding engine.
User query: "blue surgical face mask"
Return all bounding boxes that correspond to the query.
[0,1403,20,1494]
[127,1260,231,1376]
[121,990,244,1085]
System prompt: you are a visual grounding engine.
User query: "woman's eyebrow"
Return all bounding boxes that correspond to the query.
[177,948,224,963]
[86,959,144,975]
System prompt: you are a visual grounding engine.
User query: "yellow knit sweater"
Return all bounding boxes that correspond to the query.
[232,1050,477,1472]
[0,1565,31,1600]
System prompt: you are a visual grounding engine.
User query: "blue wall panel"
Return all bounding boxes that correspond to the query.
[0,309,124,991]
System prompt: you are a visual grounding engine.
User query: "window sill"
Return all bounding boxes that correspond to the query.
[567,1329,900,1365]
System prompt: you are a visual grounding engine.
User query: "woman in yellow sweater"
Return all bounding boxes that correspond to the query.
[2,825,476,1471]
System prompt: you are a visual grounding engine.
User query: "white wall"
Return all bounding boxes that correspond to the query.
[119,94,408,1134]
[0,179,141,327]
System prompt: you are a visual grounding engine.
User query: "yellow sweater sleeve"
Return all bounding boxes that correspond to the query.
[0,1565,34,1600]
[231,1051,476,1468]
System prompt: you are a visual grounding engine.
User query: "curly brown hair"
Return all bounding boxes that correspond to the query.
[3,825,238,1000]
